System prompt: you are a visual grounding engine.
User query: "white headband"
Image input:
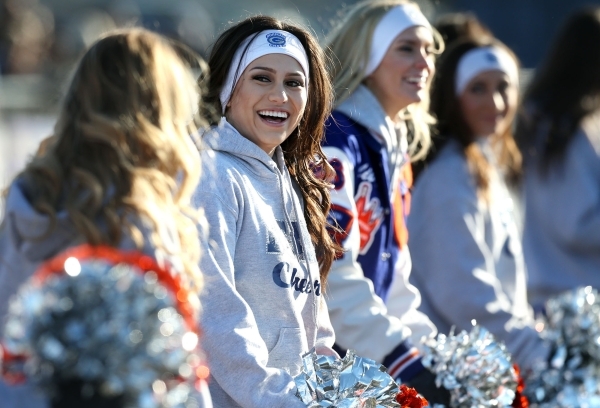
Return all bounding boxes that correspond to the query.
[219,29,310,113]
[455,46,519,95]
[364,4,432,77]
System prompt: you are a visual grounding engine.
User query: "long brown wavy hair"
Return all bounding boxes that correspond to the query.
[430,38,522,200]
[12,28,206,293]
[203,15,341,282]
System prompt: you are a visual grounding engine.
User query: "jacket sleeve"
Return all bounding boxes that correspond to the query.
[385,247,437,349]
[407,162,549,372]
[322,144,423,382]
[193,189,305,408]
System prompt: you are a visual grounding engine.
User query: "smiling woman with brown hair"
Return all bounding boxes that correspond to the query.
[193,15,340,408]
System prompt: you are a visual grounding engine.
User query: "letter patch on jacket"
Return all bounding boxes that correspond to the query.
[355,182,383,254]
[327,182,383,256]
[267,220,305,260]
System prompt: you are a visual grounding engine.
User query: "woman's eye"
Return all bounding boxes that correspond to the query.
[398,45,414,53]
[253,75,270,82]
[498,82,510,93]
[470,83,486,94]
[286,80,303,87]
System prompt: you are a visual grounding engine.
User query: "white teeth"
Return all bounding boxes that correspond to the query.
[258,110,289,119]
[406,77,426,84]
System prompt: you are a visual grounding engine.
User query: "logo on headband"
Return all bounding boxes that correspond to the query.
[266,32,286,47]
[485,52,498,63]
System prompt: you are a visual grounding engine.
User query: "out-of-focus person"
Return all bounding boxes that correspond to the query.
[413,11,494,181]
[407,37,550,374]
[0,0,54,75]
[0,28,210,407]
[321,0,450,403]
[435,12,493,49]
[517,6,600,312]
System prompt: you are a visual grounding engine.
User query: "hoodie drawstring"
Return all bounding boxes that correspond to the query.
[276,165,320,334]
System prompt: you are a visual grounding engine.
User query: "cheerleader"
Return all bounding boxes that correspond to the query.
[407,37,549,373]
[322,0,450,402]
[517,7,600,311]
[0,28,210,407]
[193,15,339,407]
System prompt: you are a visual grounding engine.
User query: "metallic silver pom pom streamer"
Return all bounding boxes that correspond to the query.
[526,286,600,407]
[421,325,517,408]
[1,257,205,408]
[293,349,401,407]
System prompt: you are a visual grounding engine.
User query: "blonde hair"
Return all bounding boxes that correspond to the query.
[14,28,206,294]
[324,0,444,161]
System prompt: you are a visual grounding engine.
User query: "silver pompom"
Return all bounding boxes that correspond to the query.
[293,349,401,407]
[421,325,517,408]
[2,256,206,408]
[526,286,600,407]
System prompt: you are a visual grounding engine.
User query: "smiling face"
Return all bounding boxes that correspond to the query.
[459,69,518,138]
[225,53,308,156]
[364,25,435,118]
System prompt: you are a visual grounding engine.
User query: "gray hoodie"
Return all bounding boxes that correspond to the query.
[523,114,600,310]
[0,178,212,408]
[193,119,335,408]
[0,179,79,408]
[407,139,549,372]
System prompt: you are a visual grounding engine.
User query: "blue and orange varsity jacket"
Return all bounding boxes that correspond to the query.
[321,85,435,382]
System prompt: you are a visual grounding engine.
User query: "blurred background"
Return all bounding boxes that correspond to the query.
[0,0,598,200]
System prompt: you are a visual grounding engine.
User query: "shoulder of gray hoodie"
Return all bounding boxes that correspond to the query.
[0,178,212,408]
[523,115,600,309]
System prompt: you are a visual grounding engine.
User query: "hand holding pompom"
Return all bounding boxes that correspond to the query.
[293,349,402,407]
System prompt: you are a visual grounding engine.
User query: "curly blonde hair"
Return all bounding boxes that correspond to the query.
[14,28,206,293]
[324,0,444,161]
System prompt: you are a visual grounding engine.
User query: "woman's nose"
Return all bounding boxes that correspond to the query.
[268,84,288,103]
[414,49,431,71]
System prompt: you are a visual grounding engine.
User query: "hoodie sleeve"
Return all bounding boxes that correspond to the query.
[407,156,549,373]
[322,142,423,382]
[313,296,337,357]
[529,127,600,251]
[192,189,305,408]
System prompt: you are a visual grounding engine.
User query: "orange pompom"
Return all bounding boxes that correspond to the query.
[396,384,429,408]
[512,364,529,408]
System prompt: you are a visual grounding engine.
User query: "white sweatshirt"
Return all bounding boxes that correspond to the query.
[523,113,600,310]
[408,139,549,372]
